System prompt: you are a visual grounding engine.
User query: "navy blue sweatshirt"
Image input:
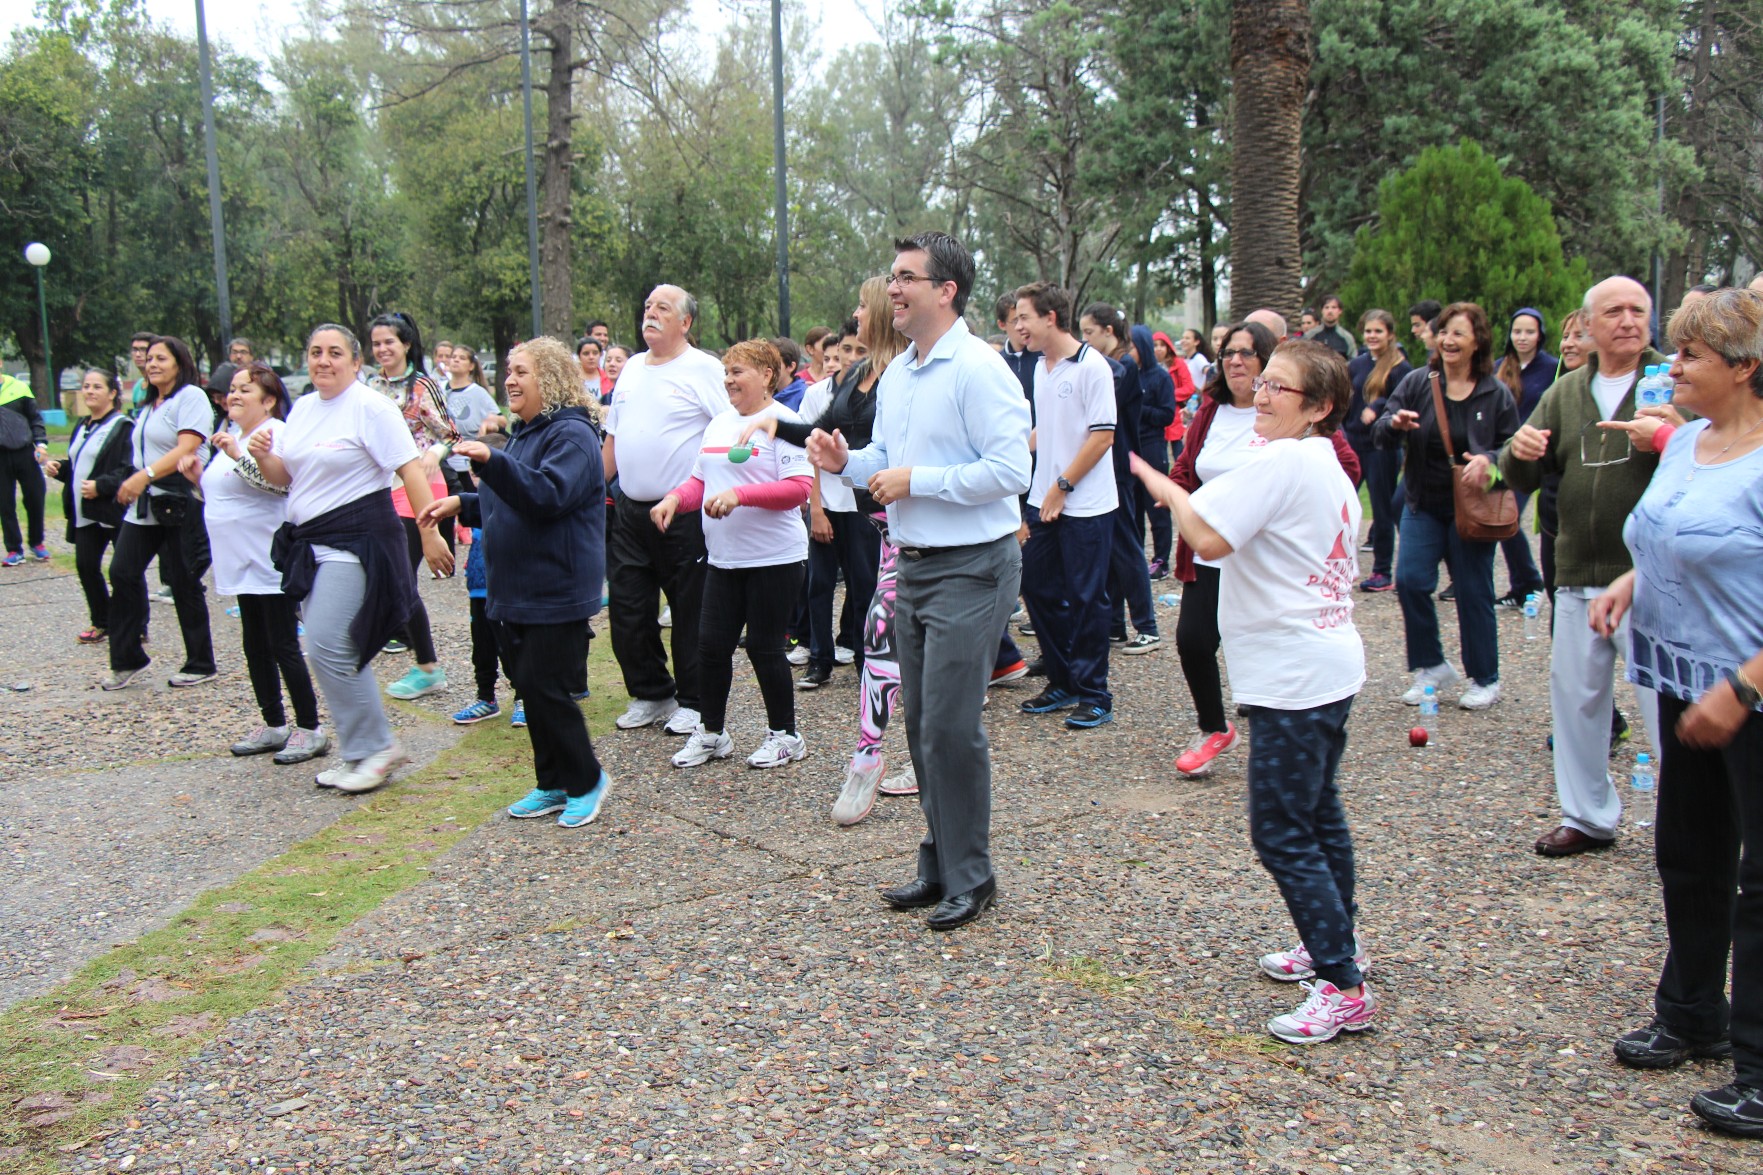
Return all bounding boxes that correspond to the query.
[1129,325,1177,469]
[459,405,605,625]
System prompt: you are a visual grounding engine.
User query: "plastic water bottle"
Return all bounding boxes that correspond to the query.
[1419,685,1439,743]
[1523,592,1542,641]
[1637,365,1665,409]
[1157,592,1182,607]
[1630,752,1655,828]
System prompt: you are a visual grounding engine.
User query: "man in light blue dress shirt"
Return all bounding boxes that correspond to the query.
[808,232,1032,931]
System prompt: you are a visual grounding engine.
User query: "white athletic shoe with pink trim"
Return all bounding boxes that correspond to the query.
[1258,938,1371,982]
[1268,980,1380,1044]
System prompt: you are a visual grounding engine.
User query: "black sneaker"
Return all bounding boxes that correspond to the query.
[1020,686,1077,714]
[797,665,832,690]
[1437,584,1457,602]
[1063,704,1114,729]
[1611,709,1630,753]
[1692,1082,1763,1138]
[1613,1019,1733,1070]
[383,638,410,654]
[1025,658,1047,677]
[1494,592,1522,608]
[1109,633,1128,646]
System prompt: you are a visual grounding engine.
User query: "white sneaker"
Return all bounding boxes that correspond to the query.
[747,729,807,769]
[1458,680,1501,710]
[1258,938,1371,983]
[663,706,700,736]
[878,762,919,796]
[1268,980,1380,1044]
[1400,662,1461,705]
[832,756,884,825]
[315,762,357,789]
[786,645,810,666]
[616,697,679,730]
[331,744,409,794]
[659,604,673,628]
[671,726,733,768]
[834,646,856,666]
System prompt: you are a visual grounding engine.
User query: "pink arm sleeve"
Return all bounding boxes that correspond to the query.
[670,477,706,511]
[734,475,812,510]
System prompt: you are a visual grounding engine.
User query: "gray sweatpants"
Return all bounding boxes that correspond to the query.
[304,560,394,763]
[1551,589,1660,839]
[896,534,1022,896]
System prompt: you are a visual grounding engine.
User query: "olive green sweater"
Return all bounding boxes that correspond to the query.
[1497,348,1668,588]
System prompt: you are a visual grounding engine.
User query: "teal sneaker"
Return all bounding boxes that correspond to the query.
[386,666,448,700]
[558,773,610,828]
[510,698,527,727]
[507,788,568,819]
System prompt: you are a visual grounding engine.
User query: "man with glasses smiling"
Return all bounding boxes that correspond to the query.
[807,232,1031,931]
[1497,275,1668,859]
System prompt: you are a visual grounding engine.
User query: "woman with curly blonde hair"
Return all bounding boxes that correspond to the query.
[420,336,612,827]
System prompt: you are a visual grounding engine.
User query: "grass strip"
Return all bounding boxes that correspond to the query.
[0,653,626,1170]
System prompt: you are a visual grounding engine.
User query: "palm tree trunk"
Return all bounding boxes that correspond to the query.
[1227,0,1310,326]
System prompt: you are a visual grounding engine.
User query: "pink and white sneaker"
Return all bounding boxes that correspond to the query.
[1175,723,1239,777]
[1268,979,1379,1044]
[1258,938,1371,982]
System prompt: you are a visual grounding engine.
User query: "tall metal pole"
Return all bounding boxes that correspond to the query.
[519,0,543,338]
[194,0,233,344]
[770,0,791,336]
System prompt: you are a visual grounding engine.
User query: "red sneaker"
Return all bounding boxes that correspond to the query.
[1175,723,1239,777]
[989,659,1029,685]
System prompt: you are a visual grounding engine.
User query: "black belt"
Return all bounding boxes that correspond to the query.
[897,536,1003,560]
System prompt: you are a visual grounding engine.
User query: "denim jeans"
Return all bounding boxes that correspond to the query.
[807,509,880,674]
[1497,491,1543,597]
[1395,505,1499,685]
[1245,695,1363,991]
[1021,505,1113,709]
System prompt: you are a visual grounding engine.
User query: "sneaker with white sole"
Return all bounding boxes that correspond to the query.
[747,729,807,769]
[386,666,447,700]
[786,645,810,666]
[1400,662,1461,705]
[315,762,357,789]
[1458,680,1501,710]
[832,756,885,825]
[664,706,700,736]
[1120,633,1161,655]
[452,699,500,724]
[508,788,568,818]
[558,773,611,827]
[1268,979,1380,1044]
[230,725,290,756]
[834,646,856,666]
[99,664,150,691]
[273,727,329,765]
[1175,723,1239,777]
[616,697,679,730]
[672,727,734,767]
[878,763,919,796]
[169,669,218,688]
[330,744,409,794]
[1259,938,1371,983]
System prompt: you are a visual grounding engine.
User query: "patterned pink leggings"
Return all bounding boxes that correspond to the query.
[852,518,900,767]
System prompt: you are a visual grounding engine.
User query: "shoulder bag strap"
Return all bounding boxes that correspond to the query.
[1428,372,1457,465]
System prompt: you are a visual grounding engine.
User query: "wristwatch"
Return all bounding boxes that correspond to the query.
[1726,667,1761,709]
[1056,476,1075,493]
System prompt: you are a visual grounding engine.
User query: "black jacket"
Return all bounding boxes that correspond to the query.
[1130,325,1177,469]
[272,493,416,670]
[1344,350,1414,450]
[1372,367,1520,515]
[50,413,134,539]
[459,405,606,625]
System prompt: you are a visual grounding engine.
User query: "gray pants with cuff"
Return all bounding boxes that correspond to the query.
[1551,589,1660,839]
[304,560,395,763]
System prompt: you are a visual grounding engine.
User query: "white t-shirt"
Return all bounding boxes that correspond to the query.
[201,420,287,595]
[1191,436,1366,709]
[127,385,213,527]
[441,383,500,470]
[1192,403,1263,567]
[691,404,811,569]
[1028,346,1118,518]
[605,348,729,499]
[273,385,419,564]
[1592,371,1632,421]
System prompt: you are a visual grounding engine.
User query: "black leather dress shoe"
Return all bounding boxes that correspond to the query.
[1692,1081,1763,1138]
[1614,1019,1733,1069]
[880,877,943,909]
[927,877,997,931]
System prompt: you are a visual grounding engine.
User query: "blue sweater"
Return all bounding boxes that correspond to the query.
[458,405,606,624]
[1130,325,1177,469]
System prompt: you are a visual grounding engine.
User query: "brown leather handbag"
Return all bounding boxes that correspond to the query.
[1429,373,1519,541]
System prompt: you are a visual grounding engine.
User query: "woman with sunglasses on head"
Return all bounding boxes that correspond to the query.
[1167,321,1361,778]
[180,362,326,764]
[102,335,218,690]
[44,369,134,642]
[1133,341,1377,1045]
[366,311,459,702]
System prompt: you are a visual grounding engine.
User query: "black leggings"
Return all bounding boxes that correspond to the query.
[699,561,805,735]
[398,513,454,663]
[73,525,117,629]
[237,593,320,729]
[1175,563,1227,733]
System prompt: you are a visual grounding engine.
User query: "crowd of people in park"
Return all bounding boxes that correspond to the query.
[4,236,1762,1137]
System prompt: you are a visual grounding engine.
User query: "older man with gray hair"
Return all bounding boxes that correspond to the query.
[1496,276,1664,857]
[602,284,729,735]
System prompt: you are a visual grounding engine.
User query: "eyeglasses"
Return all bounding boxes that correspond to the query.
[1219,347,1258,362]
[1251,376,1305,399]
[1580,419,1631,468]
[885,271,948,290]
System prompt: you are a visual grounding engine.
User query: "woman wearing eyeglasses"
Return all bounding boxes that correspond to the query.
[1166,321,1361,778]
[1373,302,1520,711]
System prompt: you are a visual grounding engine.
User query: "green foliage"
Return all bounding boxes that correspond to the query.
[1340,141,1593,353]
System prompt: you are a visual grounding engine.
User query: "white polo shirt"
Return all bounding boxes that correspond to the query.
[604,347,729,500]
[1028,345,1118,518]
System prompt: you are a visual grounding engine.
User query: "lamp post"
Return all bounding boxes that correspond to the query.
[24,242,51,404]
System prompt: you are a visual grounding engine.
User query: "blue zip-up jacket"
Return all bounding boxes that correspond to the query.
[458,404,605,624]
[1129,325,1177,470]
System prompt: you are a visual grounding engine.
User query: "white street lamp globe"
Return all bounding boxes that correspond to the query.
[24,242,50,267]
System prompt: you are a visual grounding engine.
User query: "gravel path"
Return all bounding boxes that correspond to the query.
[9,542,1756,1172]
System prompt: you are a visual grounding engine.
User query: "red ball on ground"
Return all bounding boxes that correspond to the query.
[1409,727,1429,748]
